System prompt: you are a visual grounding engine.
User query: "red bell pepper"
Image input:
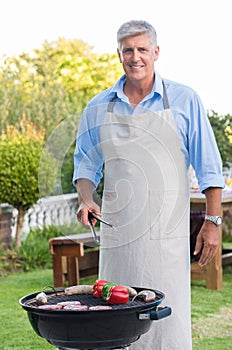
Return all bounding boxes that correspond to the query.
[102,283,129,304]
[92,279,109,298]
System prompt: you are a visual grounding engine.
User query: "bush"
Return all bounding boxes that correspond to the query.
[0,223,88,275]
[18,224,87,271]
[18,226,62,271]
[0,117,57,246]
[0,243,21,276]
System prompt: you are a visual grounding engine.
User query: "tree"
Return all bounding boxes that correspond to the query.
[208,110,232,168]
[0,38,123,136]
[0,117,57,246]
[0,37,123,196]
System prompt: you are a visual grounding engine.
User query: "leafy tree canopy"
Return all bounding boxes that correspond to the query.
[0,37,123,136]
[208,110,232,168]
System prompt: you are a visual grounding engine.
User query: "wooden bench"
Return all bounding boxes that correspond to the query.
[49,232,99,287]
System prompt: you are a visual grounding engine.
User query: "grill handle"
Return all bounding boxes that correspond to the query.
[139,306,172,321]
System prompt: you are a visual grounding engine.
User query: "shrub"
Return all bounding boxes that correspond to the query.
[0,243,21,276]
[0,117,57,246]
[18,226,60,271]
[18,223,88,271]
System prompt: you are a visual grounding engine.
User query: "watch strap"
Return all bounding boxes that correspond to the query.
[205,215,222,226]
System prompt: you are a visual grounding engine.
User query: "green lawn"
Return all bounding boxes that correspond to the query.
[191,265,232,349]
[0,267,231,350]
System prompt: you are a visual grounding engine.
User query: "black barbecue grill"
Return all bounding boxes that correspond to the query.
[19,286,171,349]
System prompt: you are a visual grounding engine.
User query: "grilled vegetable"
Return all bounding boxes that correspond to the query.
[36,292,48,305]
[102,283,129,304]
[65,285,93,295]
[101,282,116,300]
[92,279,109,298]
[132,290,156,303]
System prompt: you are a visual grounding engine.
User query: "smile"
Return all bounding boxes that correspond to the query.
[129,65,144,69]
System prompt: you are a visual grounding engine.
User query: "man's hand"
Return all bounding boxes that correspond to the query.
[76,201,101,228]
[194,187,222,266]
[76,178,101,228]
[193,220,220,266]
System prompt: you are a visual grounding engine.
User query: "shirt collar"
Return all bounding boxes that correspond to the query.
[110,75,126,100]
[110,72,164,100]
[153,72,164,98]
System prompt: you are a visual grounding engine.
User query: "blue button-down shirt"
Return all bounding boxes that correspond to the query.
[73,72,224,192]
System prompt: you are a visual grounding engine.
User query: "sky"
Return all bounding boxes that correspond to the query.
[1,0,232,115]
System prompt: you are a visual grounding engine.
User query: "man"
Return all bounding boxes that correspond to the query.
[73,20,224,349]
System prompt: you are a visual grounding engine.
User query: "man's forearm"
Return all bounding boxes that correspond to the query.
[203,187,222,215]
[76,178,95,206]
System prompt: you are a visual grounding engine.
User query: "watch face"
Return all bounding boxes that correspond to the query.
[216,217,222,226]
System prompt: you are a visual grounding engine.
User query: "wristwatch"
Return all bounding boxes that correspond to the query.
[205,215,223,227]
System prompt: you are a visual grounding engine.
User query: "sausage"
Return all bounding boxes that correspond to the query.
[65,285,93,295]
[122,286,138,297]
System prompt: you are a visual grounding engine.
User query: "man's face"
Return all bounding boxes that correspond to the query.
[117,33,159,83]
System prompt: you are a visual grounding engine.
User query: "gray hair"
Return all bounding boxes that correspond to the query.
[117,20,157,49]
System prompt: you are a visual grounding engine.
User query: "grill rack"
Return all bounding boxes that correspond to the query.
[24,288,164,312]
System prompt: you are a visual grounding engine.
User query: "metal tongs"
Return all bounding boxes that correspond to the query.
[88,212,115,246]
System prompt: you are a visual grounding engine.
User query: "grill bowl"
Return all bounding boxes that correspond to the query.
[19,287,170,349]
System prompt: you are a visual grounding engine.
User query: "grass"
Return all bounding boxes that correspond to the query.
[191,265,232,349]
[0,267,231,350]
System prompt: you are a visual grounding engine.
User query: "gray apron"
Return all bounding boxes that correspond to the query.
[99,84,192,350]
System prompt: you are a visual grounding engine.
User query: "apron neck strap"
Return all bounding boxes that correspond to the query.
[162,81,170,109]
[107,81,170,112]
[107,94,117,113]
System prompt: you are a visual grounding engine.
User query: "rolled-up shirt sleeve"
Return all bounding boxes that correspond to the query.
[187,94,225,192]
[73,108,104,188]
